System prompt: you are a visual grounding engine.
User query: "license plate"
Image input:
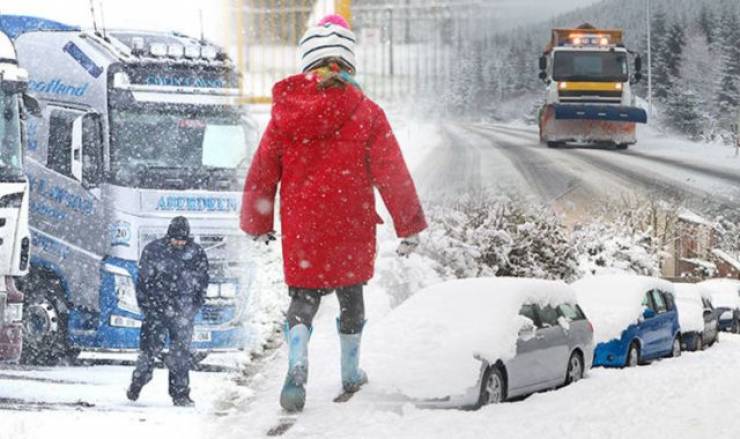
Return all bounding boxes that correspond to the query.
[193,328,212,342]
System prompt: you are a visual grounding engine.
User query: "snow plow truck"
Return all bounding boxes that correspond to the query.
[538,24,647,149]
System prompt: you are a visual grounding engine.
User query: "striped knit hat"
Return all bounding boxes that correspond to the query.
[298,14,356,73]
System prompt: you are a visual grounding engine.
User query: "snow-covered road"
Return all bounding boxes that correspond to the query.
[417,122,740,220]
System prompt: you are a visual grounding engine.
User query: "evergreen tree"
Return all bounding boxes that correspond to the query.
[664,22,686,80]
[697,5,715,45]
[715,10,740,126]
[650,9,671,100]
[665,87,704,138]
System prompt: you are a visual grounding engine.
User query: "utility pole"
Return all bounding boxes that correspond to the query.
[646,0,653,118]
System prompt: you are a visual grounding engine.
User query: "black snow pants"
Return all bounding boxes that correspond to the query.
[287,284,365,334]
[130,312,194,399]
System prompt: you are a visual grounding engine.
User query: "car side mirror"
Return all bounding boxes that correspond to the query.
[518,319,536,340]
[22,93,42,118]
[642,308,656,319]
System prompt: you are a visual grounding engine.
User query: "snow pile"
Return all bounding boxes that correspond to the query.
[673,284,707,333]
[573,275,675,343]
[699,279,740,310]
[363,277,576,399]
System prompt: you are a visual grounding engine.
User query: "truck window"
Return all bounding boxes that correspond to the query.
[47,110,79,178]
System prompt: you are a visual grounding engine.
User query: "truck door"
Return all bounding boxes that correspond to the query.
[29,104,106,312]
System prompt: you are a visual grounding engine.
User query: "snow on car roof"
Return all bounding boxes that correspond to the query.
[673,283,706,333]
[363,277,576,399]
[699,279,740,309]
[572,275,674,343]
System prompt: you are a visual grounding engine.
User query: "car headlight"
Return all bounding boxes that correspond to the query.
[113,273,140,314]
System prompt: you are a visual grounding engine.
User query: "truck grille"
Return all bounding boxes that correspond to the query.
[559,90,622,104]
[200,305,230,324]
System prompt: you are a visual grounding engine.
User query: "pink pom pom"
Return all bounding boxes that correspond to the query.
[318,14,350,30]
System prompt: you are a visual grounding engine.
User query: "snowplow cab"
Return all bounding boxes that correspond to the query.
[538,23,646,149]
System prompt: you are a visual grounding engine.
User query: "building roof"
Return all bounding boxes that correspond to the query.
[712,249,740,272]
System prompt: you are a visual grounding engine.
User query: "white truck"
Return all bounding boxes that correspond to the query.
[538,24,647,149]
[0,30,34,363]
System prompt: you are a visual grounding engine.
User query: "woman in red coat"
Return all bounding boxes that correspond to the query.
[240,14,427,412]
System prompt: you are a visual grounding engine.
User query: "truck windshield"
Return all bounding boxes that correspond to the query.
[110,106,251,190]
[553,51,629,82]
[0,92,24,181]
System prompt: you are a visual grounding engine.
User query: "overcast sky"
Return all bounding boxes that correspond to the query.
[491,0,601,27]
[0,0,600,45]
[0,0,230,45]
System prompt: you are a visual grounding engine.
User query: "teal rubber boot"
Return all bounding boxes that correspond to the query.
[337,319,368,393]
[280,323,311,412]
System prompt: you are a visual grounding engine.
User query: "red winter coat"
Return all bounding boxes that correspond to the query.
[240,73,427,289]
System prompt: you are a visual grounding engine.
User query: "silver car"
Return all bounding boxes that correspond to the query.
[476,302,594,407]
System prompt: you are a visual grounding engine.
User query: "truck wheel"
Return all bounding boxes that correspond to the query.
[546,141,563,148]
[20,271,77,365]
[615,143,629,150]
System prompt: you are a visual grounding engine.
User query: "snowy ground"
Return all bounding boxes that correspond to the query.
[2,117,739,438]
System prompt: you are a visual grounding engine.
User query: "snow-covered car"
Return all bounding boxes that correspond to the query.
[673,283,719,351]
[364,277,594,409]
[573,275,680,368]
[698,279,740,333]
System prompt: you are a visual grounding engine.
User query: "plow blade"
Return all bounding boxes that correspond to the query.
[553,104,648,124]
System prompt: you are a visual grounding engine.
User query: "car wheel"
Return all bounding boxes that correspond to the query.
[565,352,584,385]
[697,334,705,351]
[626,342,639,368]
[671,337,681,358]
[478,365,506,408]
[734,319,740,334]
[546,141,563,148]
[615,143,629,150]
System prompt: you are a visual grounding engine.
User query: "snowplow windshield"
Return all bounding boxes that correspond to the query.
[0,91,24,181]
[552,50,628,82]
[109,104,252,190]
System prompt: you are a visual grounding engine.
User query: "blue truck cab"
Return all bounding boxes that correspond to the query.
[2,16,258,363]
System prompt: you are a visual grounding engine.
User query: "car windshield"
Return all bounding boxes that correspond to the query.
[109,106,252,190]
[553,50,629,82]
[0,92,24,180]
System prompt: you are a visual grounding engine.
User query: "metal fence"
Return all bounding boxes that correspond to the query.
[230,0,494,107]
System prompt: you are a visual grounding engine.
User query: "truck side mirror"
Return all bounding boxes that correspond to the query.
[539,55,547,71]
[538,71,547,81]
[634,55,642,73]
[82,113,104,189]
[632,72,643,84]
[22,93,42,118]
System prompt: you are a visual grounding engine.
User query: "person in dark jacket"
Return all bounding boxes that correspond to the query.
[126,216,209,407]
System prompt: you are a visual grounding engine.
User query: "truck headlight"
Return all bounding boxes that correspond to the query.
[113,273,140,314]
[4,303,22,323]
[220,283,237,298]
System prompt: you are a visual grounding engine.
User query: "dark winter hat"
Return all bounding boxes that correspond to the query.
[167,216,190,240]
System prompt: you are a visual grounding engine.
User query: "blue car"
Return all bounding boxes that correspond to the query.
[573,276,681,368]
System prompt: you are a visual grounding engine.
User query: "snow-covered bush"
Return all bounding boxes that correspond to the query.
[419,196,580,282]
[572,222,659,277]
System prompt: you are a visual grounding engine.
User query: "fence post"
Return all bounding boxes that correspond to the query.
[335,0,352,24]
